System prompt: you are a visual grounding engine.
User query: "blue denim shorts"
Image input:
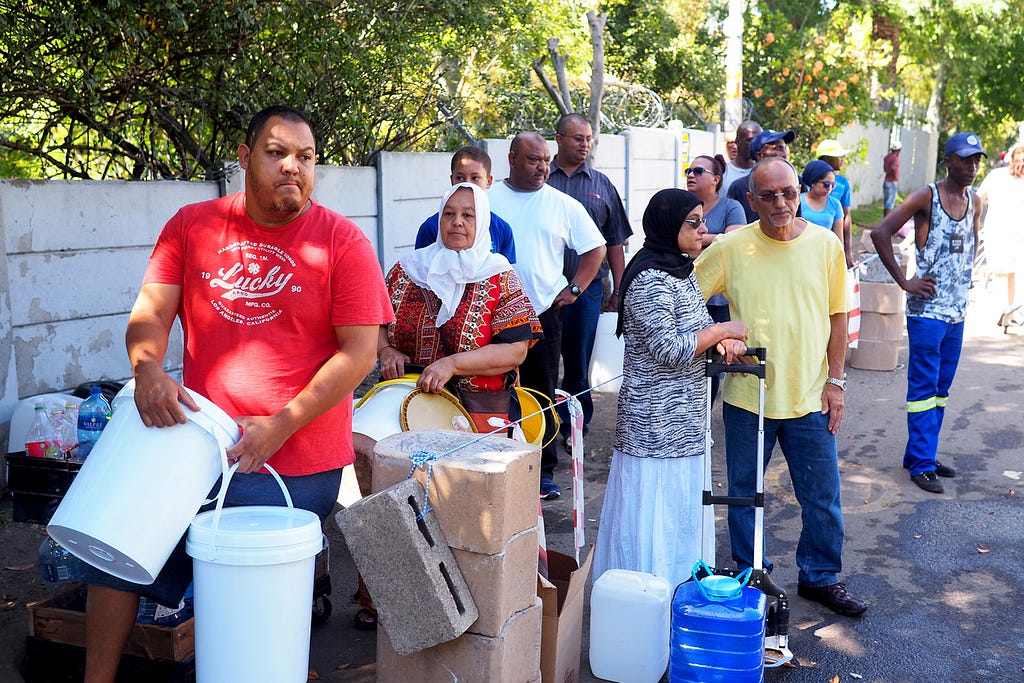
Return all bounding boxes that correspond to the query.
[83,467,342,607]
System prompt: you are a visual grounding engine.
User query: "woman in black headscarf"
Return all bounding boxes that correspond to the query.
[594,189,748,588]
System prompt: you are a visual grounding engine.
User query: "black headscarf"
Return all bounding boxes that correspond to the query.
[616,189,702,337]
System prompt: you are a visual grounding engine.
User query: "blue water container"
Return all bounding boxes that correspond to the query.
[669,563,767,683]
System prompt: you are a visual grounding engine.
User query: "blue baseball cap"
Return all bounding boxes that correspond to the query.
[944,132,986,158]
[750,129,796,158]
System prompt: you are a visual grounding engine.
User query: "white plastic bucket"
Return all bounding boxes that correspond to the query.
[590,312,624,393]
[351,378,417,441]
[187,464,322,683]
[589,569,672,683]
[47,380,239,584]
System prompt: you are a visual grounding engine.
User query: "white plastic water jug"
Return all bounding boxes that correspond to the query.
[589,569,672,683]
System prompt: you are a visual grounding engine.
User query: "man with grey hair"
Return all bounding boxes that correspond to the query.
[489,131,606,499]
[696,156,867,617]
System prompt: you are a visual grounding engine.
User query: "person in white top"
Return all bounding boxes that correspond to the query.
[489,132,606,499]
[719,120,763,197]
[978,140,1024,330]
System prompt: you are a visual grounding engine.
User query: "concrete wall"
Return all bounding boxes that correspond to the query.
[0,121,933,465]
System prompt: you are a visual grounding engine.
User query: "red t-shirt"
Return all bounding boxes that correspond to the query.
[144,193,394,475]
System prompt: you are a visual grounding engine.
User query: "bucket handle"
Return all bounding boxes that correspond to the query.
[187,409,237,508]
[692,559,752,602]
[200,461,295,561]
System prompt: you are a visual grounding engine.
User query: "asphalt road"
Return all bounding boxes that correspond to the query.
[1,279,1021,682]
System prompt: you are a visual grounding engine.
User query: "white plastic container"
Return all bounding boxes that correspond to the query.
[589,312,624,393]
[48,381,239,584]
[187,465,322,683]
[589,569,672,683]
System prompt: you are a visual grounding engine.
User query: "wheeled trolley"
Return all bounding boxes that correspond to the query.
[698,347,793,668]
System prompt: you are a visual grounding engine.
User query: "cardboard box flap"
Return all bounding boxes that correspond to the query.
[538,546,594,683]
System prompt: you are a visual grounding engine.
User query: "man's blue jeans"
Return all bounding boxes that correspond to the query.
[557,279,603,435]
[904,317,964,476]
[723,402,845,588]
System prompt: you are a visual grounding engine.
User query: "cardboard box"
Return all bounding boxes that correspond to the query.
[372,430,540,554]
[859,311,905,342]
[849,338,901,371]
[538,547,594,683]
[28,584,194,662]
[377,597,542,682]
[859,282,904,314]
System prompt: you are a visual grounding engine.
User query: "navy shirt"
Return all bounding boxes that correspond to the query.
[547,160,632,279]
[415,211,517,263]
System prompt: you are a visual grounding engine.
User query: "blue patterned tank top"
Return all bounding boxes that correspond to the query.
[906,183,975,323]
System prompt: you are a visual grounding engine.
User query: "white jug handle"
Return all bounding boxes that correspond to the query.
[209,461,294,536]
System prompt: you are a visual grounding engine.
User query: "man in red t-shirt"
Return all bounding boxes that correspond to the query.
[84,106,393,682]
[883,142,902,217]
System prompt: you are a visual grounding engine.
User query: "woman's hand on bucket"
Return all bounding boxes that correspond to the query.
[134,367,201,428]
[226,415,289,474]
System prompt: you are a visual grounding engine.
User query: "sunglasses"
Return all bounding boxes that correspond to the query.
[685,167,716,177]
[818,181,836,189]
[682,216,707,228]
[753,188,800,203]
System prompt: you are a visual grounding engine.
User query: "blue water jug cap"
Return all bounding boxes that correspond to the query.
[691,560,753,602]
[91,385,102,395]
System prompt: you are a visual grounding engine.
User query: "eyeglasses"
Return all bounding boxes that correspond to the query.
[753,188,800,203]
[818,181,836,189]
[685,166,716,177]
[682,216,707,228]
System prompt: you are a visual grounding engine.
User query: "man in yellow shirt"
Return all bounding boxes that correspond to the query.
[695,157,866,617]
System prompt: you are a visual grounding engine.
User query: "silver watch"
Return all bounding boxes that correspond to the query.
[825,377,846,391]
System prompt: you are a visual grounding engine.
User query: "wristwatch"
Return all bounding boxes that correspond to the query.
[568,282,582,297]
[825,377,847,391]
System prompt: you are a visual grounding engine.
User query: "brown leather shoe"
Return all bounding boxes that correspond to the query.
[797,582,868,617]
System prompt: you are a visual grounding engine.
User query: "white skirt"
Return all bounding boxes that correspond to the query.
[593,449,714,591]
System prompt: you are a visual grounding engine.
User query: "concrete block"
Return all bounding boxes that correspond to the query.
[859,281,904,314]
[860,311,905,342]
[859,251,902,283]
[335,478,478,655]
[377,597,543,683]
[372,430,541,554]
[849,338,900,371]
[454,527,539,637]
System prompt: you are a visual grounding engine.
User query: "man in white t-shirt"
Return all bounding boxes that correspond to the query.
[719,120,763,197]
[489,132,606,499]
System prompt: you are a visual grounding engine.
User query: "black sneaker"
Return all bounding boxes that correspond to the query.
[911,470,944,493]
[797,582,868,617]
[934,462,956,478]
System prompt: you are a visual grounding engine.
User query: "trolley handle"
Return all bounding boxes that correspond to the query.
[704,347,766,378]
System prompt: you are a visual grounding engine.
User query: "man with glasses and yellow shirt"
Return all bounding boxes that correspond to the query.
[696,156,867,618]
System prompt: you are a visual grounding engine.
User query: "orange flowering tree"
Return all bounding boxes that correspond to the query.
[739,2,879,165]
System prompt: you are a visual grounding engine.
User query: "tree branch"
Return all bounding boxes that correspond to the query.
[532,56,571,117]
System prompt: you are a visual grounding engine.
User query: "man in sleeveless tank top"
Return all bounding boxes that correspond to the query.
[871,133,986,494]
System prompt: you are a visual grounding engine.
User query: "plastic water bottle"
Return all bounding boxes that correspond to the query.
[61,402,80,460]
[137,583,194,626]
[25,405,61,459]
[38,536,84,583]
[77,385,111,459]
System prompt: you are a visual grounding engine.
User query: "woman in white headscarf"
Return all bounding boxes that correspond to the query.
[378,182,542,432]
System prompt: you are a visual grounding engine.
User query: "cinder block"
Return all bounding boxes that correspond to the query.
[454,527,539,637]
[859,281,905,314]
[860,311,905,342]
[859,251,902,283]
[377,597,543,683]
[849,338,900,371]
[335,478,478,655]
[372,430,541,554]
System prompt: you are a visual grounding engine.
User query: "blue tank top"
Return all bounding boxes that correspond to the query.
[907,183,975,323]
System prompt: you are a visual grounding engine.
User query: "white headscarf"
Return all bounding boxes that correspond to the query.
[400,183,512,327]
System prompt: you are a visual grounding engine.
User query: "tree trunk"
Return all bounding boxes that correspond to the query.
[586,10,607,148]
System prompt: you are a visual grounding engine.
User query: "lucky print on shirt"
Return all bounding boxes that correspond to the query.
[206,240,298,326]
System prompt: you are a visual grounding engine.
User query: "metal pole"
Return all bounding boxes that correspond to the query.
[723,0,744,133]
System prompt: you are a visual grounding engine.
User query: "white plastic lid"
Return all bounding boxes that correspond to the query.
[186,506,322,566]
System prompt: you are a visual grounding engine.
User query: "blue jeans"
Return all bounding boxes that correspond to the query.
[723,403,844,588]
[904,317,964,476]
[556,279,604,436]
[883,181,898,210]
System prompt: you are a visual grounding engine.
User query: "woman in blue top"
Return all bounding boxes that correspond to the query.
[800,159,845,252]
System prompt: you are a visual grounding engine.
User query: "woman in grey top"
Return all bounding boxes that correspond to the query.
[593,189,748,589]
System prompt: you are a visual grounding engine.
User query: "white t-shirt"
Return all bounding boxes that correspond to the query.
[719,162,753,197]
[489,181,604,313]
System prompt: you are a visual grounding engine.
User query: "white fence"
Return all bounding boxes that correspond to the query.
[0,122,931,464]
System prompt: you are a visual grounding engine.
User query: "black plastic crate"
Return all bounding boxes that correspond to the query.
[5,453,82,524]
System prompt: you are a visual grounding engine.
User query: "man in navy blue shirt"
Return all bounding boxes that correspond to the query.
[415,146,516,262]
[547,113,632,446]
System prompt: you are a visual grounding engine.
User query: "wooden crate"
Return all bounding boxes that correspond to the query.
[27,584,195,662]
